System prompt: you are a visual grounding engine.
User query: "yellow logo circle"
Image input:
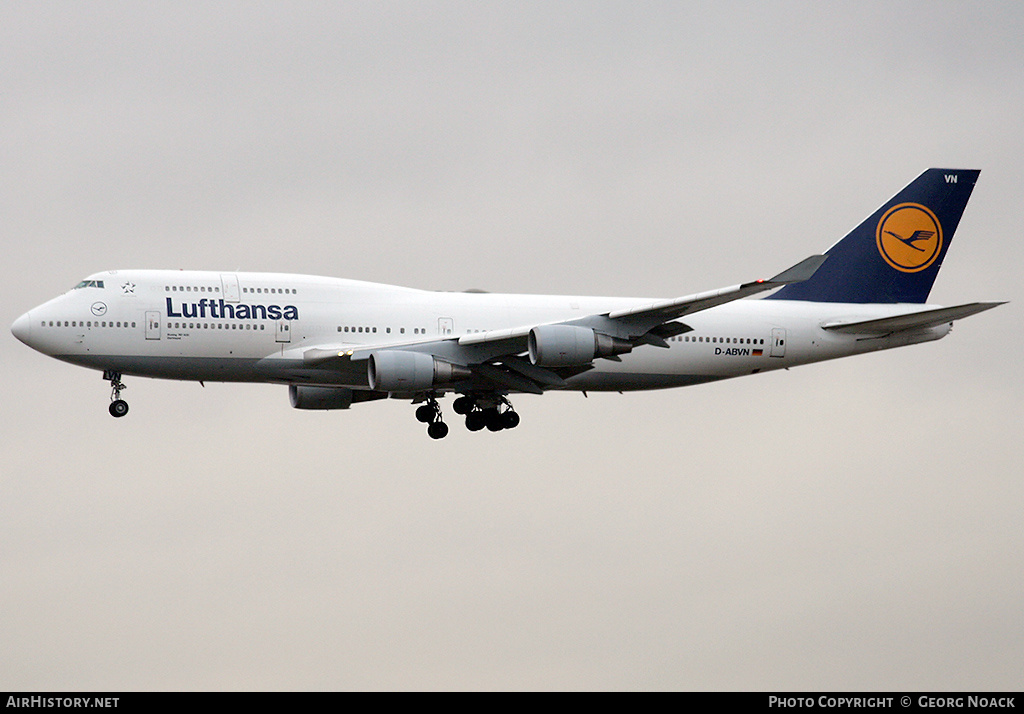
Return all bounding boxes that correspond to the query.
[876,203,943,273]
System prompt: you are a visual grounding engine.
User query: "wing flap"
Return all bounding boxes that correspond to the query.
[473,363,545,395]
[499,356,568,387]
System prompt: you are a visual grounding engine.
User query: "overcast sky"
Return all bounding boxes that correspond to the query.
[2,1,1022,691]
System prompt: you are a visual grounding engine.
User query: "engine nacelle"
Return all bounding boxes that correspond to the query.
[368,351,472,393]
[289,385,354,410]
[528,325,632,367]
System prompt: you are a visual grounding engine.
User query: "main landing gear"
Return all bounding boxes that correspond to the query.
[104,370,129,418]
[413,394,522,439]
[415,397,449,440]
[453,395,520,433]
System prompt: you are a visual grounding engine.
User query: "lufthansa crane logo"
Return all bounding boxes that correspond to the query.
[876,202,943,273]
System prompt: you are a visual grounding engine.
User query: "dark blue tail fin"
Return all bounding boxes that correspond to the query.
[767,169,979,303]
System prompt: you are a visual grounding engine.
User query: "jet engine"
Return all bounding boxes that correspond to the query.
[368,351,472,392]
[289,385,354,410]
[528,325,632,367]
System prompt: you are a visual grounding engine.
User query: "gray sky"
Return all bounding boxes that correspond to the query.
[2,1,1022,690]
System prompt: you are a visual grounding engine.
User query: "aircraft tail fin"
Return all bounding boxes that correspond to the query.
[767,169,980,303]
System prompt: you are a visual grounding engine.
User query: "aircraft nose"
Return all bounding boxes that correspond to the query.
[11,311,33,345]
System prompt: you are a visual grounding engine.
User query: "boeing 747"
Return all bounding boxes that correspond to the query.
[11,169,1003,438]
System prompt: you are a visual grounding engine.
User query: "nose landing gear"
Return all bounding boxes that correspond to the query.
[104,370,129,418]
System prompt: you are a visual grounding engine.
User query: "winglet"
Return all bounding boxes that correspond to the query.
[765,254,828,285]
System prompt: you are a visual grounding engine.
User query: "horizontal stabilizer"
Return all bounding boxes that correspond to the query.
[821,302,1005,334]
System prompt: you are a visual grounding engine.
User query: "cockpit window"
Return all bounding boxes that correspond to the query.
[73,280,105,289]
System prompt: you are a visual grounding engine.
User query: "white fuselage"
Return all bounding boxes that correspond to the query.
[12,270,949,394]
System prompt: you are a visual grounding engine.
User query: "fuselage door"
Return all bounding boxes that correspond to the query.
[276,320,292,343]
[438,317,454,336]
[770,328,787,357]
[145,311,161,340]
[220,274,240,302]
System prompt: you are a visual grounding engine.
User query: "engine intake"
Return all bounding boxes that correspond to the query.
[528,325,632,367]
[368,351,472,393]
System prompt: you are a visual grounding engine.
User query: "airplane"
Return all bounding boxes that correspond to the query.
[11,168,1004,439]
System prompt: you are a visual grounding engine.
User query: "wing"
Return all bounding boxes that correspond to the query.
[301,254,827,394]
[451,253,826,351]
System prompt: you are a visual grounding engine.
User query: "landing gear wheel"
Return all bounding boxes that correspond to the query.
[483,408,504,432]
[427,421,449,439]
[109,399,129,418]
[415,404,435,423]
[453,396,474,415]
[465,410,486,431]
[500,410,520,429]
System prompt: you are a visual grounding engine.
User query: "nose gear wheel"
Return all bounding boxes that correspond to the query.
[104,370,129,418]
